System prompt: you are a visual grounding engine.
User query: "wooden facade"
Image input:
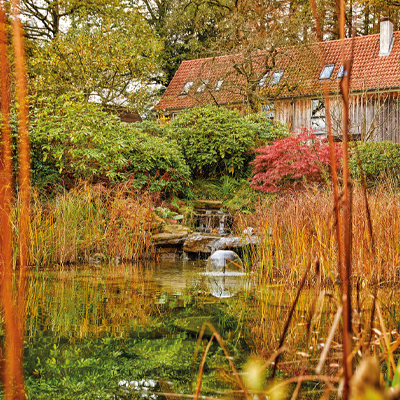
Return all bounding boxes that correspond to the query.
[274,92,400,142]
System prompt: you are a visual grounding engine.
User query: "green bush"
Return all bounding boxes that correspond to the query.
[133,120,164,137]
[349,141,400,183]
[30,95,191,195]
[166,105,289,179]
[243,113,289,146]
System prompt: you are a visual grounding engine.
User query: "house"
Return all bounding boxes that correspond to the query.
[154,19,400,142]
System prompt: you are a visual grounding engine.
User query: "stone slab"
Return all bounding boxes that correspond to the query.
[183,233,259,253]
[192,200,223,210]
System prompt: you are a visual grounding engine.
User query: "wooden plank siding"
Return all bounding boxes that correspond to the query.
[275,93,400,142]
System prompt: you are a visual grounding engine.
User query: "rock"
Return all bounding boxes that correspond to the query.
[183,233,259,254]
[243,227,254,236]
[162,224,190,234]
[192,200,223,210]
[183,233,221,253]
[89,253,105,264]
[151,224,191,245]
[156,248,180,260]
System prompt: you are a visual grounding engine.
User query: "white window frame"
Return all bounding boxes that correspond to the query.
[197,80,209,92]
[215,80,224,90]
[171,112,180,120]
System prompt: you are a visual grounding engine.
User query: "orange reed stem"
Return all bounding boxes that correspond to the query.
[0,4,25,398]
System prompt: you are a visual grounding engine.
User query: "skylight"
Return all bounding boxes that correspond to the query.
[259,73,269,87]
[197,80,209,92]
[337,65,346,79]
[215,80,224,90]
[270,71,284,85]
[319,64,335,80]
[180,81,193,95]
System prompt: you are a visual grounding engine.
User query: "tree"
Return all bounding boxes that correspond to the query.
[129,0,225,84]
[250,128,343,192]
[178,0,316,113]
[21,0,122,41]
[28,5,162,112]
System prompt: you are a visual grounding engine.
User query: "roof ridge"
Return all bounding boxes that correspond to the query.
[180,32,400,65]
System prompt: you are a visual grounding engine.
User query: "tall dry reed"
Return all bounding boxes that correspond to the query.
[26,183,158,266]
[239,185,400,284]
[0,0,30,397]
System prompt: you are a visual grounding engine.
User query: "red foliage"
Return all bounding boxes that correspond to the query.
[250,127,343,193]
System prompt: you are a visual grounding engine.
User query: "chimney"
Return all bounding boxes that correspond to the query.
[380,18,394,56]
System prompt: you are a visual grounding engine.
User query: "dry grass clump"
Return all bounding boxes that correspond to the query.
[25,182,159,266]
[236,184,400,284]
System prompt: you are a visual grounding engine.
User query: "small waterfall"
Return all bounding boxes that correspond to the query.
[194,201,230,235]
[218,213,225,235]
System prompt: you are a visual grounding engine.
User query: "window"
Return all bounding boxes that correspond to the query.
[270,71,284,85]
[215,80,224,90]
[180,81,193,96]
[319,64,335,80]
[259,73,269,87]
[337,65,347,79]
[171,112,180,120]
[311,99,326,133]
[197,80,209,92]
[261,104,274,119]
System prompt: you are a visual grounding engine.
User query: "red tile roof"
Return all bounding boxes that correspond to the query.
[155,32,400,111]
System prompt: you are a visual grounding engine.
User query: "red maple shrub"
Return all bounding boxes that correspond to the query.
[250,127,343,193]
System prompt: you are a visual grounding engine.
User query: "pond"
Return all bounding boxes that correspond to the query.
[22,260,256,399]
[18,260,399,399]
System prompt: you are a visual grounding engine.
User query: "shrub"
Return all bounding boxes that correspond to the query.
[30,95,191,195]
[133,120,164,137]
[250,128,343,193]
[243,113,289,146]
[349,141,400,184]
[121,128,191,194]
[166,105,289,179]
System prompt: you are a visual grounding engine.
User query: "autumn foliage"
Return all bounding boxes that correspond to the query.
[250,127,343,193]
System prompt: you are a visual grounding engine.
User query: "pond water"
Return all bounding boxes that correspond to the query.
[23,261,256,400]
[19,261,399,399]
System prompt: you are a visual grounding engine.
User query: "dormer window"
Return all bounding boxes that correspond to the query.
[319,64,335,80]
[259,73,269,87]
[180,81,193,96]
[215,80,224,90]
[197,80,209,92]
[270,71,284,85]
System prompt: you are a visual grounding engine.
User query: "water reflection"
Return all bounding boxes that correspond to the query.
[25,260,253,340]
[22,262,399,400]
[23,261,254,398]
